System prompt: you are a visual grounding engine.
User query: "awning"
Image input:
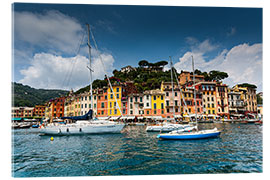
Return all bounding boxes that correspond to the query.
[110,116,121,120]
[12,117,22,121]
[175,115,182,118]
[137,117,144,119]
[97,117,110,120]
[231,114,244,117]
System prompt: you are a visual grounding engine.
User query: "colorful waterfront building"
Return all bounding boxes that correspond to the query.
[50,97,66,118]
[228,90,245,116]
[127,93,144,117]
[195,82,217,117]
[147,89,165,117]
[33,105,46,117]
[178,71,205,85]
[161,81,182,118]
[64,95,74,117]
[143,92,152,117]
[108,83,122,117]
[12,107,34,118]
[232,85,257,115]
[215,83,229,118]
[96,88,108,117]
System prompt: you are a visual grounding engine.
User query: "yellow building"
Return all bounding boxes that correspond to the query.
[149,89,165,117]
[108,83,122,116]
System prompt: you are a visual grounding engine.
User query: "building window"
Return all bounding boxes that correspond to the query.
[94,104,96,108]
[110,102,112,108]
[130,110,133,115]
[154,110,157,114]
[166,92,169,97]
[135,96,138,102]
[110,94,113,99]
[130,104,133,109]
[161,103,164,109]
[130,97,133,103]
[146,102,149,107]
[116,88,119,92]
[175,100,178,106]
[101,102,105,108]
[94,96,96,100]
[212,110,215,114]
[140,97,143,102]
[147,110,149,114]
[110,110,112,115]
[123,109,126,114]
[117,94,119,99]
[146,95,149,100]
[161,96,163,100]
[175,92,177,96]
[166,100,169,106]
[114,109,117,114]
[154,96,156,100]
[85,104,87,108]
[161,110,164,114]
[154,103,157,109]
[212,103,214,108]
[105,95,107,100]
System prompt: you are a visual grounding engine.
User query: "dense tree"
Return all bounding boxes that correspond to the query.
[138,60,149,67]
[12,82,68,107]
[257,94,263,104]
[208,70,228,82]
[237,83,257,89]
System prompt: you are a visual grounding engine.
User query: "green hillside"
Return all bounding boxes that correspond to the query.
[12,82,68,107]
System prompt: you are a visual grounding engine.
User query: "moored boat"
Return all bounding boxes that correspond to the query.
[157,127,221,140]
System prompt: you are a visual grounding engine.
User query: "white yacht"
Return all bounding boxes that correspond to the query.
[40,24,125,135]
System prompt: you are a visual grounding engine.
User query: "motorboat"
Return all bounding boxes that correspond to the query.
[157,127,221,140]
[146,123,193,132]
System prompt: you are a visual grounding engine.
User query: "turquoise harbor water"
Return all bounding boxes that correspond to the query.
[12,123,262,177]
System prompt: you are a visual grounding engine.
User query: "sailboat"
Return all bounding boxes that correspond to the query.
[157,56,221,140]
[40,24,125,135]
[146,57,196,132]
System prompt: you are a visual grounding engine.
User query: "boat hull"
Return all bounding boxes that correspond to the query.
[146,124,192,132]
[40,124,125,135]
[157,130,221,140]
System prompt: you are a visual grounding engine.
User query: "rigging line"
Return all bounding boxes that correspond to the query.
[62,30,86,89]
[89,26,123,117]
[172,64,190,117]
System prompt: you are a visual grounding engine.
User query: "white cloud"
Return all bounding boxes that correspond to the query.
[174,40,262,91]
[19,51,115,90]
[14,10,83,54]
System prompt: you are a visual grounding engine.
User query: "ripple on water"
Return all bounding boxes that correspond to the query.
[12,123,262,177]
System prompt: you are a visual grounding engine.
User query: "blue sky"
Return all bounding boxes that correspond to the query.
[13,3,262,91]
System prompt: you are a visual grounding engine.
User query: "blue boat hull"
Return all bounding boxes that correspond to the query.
[157,131,221,140]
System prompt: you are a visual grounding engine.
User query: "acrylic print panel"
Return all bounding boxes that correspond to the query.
[11,2,263,178]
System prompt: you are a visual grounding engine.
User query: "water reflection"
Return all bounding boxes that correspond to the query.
[12,123,262,177]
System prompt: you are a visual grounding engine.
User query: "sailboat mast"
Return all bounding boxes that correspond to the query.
[169,56,175,119]
[192,55,198,123]
[86,24,93,118]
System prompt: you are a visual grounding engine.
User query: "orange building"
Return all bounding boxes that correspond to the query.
[97,88,108,117]
[178,71,204,85]
[33,105,46,117]
[50,97,65,118]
